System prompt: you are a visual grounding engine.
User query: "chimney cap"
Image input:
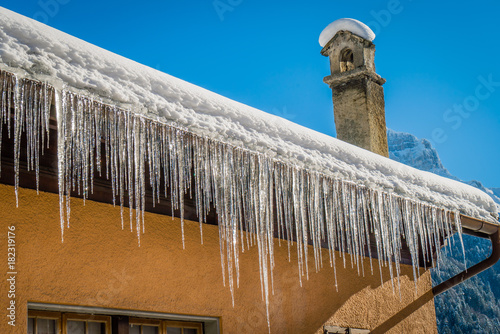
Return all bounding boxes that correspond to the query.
[319,18,375,47]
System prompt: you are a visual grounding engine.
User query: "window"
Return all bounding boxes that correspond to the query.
[28,308,208,334]
[28,311,111,334]
[129,318,161,334]
[63,313,111,334]
[129,318,203,334]
[28,311,60,334]
[164,320,203,334]
[340,48,355,72]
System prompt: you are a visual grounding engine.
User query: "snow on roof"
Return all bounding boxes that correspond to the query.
[0,6,497,224]
[319,18,375,47]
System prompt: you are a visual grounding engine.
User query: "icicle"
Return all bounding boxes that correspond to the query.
[0,71,16,178]
[0,73,3,178]
[13,75,22,206]
[454,212,466,267]
[55,89,65,242]
[6,75,52,204]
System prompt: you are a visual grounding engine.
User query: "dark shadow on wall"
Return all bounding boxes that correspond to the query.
[370,290,434,334]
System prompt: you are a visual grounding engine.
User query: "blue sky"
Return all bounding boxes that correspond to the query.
[4,0,500,187]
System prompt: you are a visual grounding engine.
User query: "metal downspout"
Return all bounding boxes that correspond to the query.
[432,228,500,296]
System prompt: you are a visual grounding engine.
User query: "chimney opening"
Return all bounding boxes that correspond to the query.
[340,48,354,72]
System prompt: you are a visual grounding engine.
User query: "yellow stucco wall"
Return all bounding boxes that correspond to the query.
[0,183,437,333]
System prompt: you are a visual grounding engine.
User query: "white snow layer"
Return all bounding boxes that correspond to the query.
[0,7,496,224]
[319,18,376,47]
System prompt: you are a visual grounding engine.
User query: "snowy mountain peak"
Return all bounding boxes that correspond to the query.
[387,129,456,179]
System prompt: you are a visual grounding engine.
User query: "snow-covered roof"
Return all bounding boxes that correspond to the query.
[319,18,376,47]
[0,7,496,224]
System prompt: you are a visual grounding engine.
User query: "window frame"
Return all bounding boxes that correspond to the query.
[62,313,112,334]
[129,317,162,334]
[164,320,203,334]
[129,317,204,334]
[28,310,62,334]
[28,304,215,334]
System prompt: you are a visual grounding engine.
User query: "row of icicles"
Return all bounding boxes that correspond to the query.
[0,70,464,331]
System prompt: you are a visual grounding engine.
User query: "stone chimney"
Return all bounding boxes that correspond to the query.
[320,19,389,157]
